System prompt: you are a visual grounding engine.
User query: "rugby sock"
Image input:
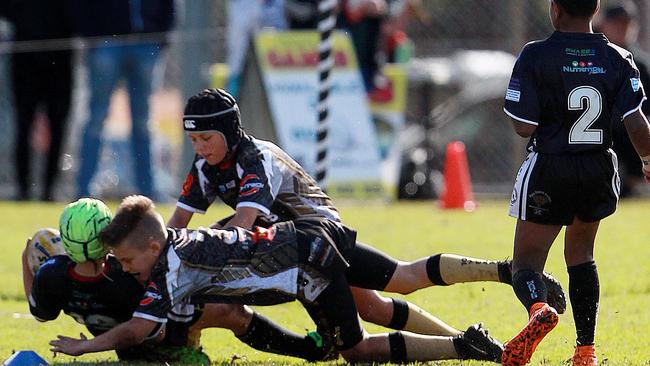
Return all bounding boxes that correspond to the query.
[389,299,461,336]
[237,313,324,361]
[426,254,501,285]
[389,331,458,362]
[512,269,548,312]
[568,261,599,346]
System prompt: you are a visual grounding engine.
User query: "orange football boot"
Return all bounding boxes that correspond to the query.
[572,345,597,366]
[501,302,559,366]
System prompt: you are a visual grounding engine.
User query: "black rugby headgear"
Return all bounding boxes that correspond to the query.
[183,88,245,150]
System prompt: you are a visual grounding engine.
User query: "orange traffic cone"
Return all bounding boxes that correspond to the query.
[440,141,476,211]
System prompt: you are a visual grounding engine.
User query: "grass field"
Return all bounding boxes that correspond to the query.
[1,199,649,365]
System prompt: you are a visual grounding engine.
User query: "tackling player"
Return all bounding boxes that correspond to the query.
[502,0,650,365]
[50,195,505,363]
[166,88,567,340]
[23,198,329,363]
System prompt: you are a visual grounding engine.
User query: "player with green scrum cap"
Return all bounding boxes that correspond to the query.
[22,198,334,363]
[22,198,212,363]
[58,198,112,263]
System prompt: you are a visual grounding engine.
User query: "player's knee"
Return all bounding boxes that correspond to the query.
[356,296,393,324]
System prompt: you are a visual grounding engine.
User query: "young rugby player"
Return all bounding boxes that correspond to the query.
[50,195,505,363]
[165,88,567,341]
[502,0,650,365]
[25,198,329,363]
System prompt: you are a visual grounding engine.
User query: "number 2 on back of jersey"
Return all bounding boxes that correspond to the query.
[568,86,603,144]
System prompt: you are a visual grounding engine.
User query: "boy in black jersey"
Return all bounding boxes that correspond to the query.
[24,199,328,363]
[50,195,505,363]
[502,1,650,365]
[168,88,567,341]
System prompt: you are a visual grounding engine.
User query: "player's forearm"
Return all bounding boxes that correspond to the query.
[167,207,193,228]
[81,323,145,354]
[224,207,260,229]
[21,248,34,300]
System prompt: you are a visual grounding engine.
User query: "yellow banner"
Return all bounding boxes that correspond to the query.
[255,31,358,71]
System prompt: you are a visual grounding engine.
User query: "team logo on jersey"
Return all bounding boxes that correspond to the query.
[140,290,162,306]
[240,174,264,196]
[181,173,194,197]
[631,78,641,92]
[528,191,551,216]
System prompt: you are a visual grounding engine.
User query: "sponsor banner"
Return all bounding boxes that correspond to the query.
[254,31,383,191]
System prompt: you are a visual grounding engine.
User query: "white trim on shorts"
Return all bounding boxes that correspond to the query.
[608,148,621,202]
[509,151,539,221]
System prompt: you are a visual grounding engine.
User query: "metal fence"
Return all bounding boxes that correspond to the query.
[0,0,647,200]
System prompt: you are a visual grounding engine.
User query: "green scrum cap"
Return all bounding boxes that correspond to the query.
[59,198,113,263]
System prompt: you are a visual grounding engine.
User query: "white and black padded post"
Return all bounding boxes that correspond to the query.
[315,0,337,188]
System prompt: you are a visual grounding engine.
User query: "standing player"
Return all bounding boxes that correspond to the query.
[168,88,567,341]
[51,195,505,363]
[502,0,650,365]
[24,198,329,363]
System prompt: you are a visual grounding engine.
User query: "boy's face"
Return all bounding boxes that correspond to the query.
[188,131,228,166]
[112,240,161,284]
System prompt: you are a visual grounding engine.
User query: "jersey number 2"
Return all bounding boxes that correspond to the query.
[568,86,603,144]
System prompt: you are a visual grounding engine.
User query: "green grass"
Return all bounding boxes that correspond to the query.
[1,200,649,365]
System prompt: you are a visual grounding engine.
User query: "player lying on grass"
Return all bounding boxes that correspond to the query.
[23,198,331,363]
[167,88,567,340]
[501,0,650,365]
[50,195,505,363]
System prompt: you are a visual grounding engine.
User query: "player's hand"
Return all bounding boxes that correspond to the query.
[49,333,88,356]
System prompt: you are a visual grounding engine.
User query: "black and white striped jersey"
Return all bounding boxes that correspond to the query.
[177,135,339,222]
[134,223,305,324]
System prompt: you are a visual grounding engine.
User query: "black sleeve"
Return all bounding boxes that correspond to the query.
[177,158,215,214]
[132,277,172,324]
[616,54,646,120]
[235,150,277,215]
[29,260,66,321]
[504,44,542,125]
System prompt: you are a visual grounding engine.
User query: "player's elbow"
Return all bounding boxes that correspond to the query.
[117,328,146,349]
[512,121,536,138]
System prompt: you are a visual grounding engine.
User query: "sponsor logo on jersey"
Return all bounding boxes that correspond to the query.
[565,48,596,57]
[631,78,641,92]
[563,62,606,74]
[181,173,194,196]
[140,290,162,306]
[226,180,236,189]
[184,119,196,129]
[506,89,521,102]
[240,174,264,196]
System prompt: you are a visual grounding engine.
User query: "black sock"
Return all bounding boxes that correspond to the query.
[568,261,599,346]
[388,331,408,363]
[426,254,449,285]
[498,261,513,284]
[387,298,409,329]
[512,269,548,312]
[237,313,323,361]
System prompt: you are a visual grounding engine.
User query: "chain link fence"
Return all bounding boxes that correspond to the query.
[0,0,647,200]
